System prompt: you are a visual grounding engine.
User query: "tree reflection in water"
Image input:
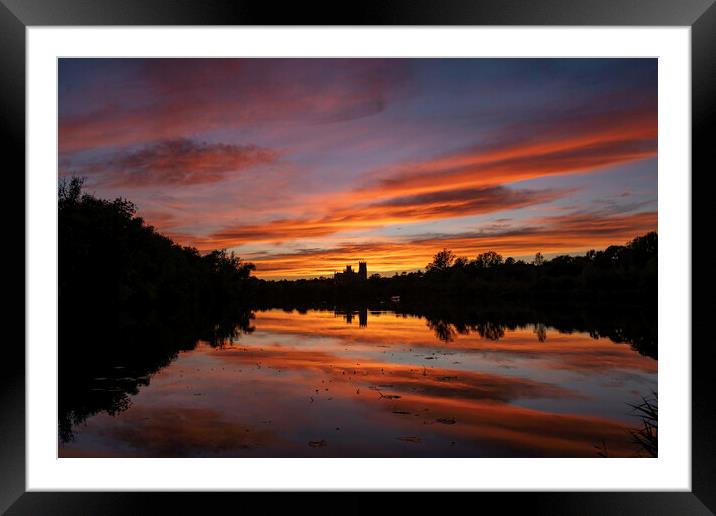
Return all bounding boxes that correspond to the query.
[59,310,254,442]
[414,305,656,359]
[61,303,657,443]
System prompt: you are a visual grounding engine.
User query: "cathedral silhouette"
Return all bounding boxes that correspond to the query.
[334,261,367,282]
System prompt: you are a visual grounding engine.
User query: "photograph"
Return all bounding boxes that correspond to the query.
[57,57,658,459]
[4,0,711,510]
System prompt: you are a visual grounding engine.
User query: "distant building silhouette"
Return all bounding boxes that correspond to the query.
[334,308,368,327]
[358,307,367,327]
[334,261,368,283]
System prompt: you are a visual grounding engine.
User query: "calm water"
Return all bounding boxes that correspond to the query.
[59,309,657,457]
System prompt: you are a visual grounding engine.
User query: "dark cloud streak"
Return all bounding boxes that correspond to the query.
[67,138,279,187]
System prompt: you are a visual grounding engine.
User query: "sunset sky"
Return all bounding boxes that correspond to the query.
[59,58,657,279]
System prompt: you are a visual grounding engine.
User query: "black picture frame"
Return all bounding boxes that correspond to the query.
[2,1,712,514]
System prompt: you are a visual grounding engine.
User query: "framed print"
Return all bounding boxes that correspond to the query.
[3,0,713,514]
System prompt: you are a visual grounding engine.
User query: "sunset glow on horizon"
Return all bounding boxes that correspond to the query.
[59,58,657,279]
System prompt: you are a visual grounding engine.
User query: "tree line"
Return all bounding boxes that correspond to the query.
[59,177,257,334]
[59,177,656,319]
[255,232,657,309]
[59,177,258,440]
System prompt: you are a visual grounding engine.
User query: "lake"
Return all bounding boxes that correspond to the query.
[59,308,657,457]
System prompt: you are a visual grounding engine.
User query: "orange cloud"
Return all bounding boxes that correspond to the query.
[353,109,656,200]
[202,186,567,246]
[158,105,655,262]
[226,210,657,278]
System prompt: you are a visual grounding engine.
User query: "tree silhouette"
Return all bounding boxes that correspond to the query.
[475,251,503,268]
[427,248,456,271]
[59,177,259,440]
[256,233,657,314]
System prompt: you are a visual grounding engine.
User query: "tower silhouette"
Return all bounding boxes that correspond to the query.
[358,261,367,280]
